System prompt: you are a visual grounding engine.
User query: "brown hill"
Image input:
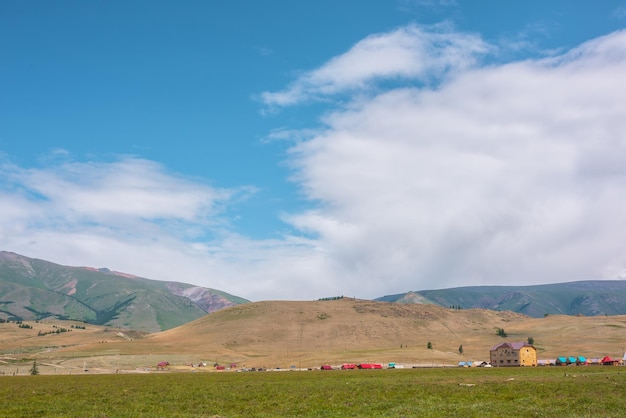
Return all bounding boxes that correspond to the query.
[2,298,624,374]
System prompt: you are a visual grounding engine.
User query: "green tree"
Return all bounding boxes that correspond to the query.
[527,336,535,345]
[427,341,432,349]
[458,345,463,355]
[496,328,507,337]
[30,361,39,376]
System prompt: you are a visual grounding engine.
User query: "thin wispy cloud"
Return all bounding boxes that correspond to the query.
[257,46,273,57]
[0,157,248,247]
[612,6,626,20]
[398,0,458,12]
[260,24,491,108]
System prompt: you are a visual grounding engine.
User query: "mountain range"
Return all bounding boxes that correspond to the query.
[3,250,626,334]
[0,251,248,332]
[376,280,626,317]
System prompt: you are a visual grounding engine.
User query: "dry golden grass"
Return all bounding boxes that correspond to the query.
[2,298,625,374]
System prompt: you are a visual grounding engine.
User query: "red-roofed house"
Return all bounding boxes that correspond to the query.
[601,356,620,366]
[490,342,537,367]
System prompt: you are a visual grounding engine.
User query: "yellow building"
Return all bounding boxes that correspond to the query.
[490,342,537,367]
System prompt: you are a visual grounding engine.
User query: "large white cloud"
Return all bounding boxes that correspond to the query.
[283,29,626,294]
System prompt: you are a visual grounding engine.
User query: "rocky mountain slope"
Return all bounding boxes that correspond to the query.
[0,251,248,332]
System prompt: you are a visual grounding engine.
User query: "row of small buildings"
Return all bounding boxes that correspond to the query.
[488,342,625,367]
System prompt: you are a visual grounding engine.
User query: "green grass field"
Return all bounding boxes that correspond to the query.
[1,367,624,417]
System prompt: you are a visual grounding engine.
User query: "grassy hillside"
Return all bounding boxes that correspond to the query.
[146,298,625,368]
[0,251,248,332]
[377,281,626,317]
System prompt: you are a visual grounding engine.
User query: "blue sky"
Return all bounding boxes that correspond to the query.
[2,1,626,300]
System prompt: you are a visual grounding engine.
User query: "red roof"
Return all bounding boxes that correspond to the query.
[601,356,614,363]
[358,363,382,369]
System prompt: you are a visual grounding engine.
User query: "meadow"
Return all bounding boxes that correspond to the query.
[0,366,625,417]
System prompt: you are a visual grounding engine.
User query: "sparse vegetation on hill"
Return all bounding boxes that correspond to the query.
[131,299,626,370]
[1,299,626,374]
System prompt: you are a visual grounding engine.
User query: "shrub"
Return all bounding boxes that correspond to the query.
[30,361,39,376]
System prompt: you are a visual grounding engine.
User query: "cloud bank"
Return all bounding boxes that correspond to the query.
[284,28,626,293]
[3,26,626,300]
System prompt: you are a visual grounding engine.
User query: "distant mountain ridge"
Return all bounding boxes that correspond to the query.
[376,280,626,317]
[4,251,625,334]
[0,251,248,332]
